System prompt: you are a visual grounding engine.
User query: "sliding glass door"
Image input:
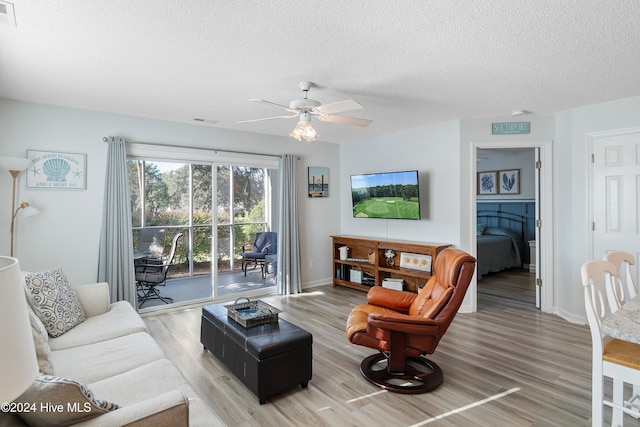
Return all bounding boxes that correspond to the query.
[128,157,277,308]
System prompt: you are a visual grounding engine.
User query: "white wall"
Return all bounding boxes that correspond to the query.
[340,98,640,323]
[340,119,461,245]
[554,96,640,322]
[0,99,340,287]
[339,115,554,313]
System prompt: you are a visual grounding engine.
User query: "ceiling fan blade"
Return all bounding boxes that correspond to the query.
[250,99,298,113]
[318,114,372,127]
[237,113,299,124]
[314,99,363,115]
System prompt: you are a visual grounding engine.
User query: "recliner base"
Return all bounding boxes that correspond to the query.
[359,353,444,394]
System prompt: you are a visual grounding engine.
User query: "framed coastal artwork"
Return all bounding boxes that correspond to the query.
[477,171,498,195]
[498,169,520,194]
[26,150,87,190]
[308,166,329,198]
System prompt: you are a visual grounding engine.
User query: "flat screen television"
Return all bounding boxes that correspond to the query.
[350,170,421,220]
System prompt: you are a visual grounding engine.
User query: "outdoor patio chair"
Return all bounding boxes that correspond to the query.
[241,232,277,278]
[136,232,182,308]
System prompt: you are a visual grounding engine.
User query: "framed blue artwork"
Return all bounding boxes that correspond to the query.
[26,150,87,190]
[477,171,497,195]
[308,166,328,198]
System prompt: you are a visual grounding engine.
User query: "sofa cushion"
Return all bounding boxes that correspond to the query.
[87,359,191,404]
[24,268,85,337]
[27,305,55,375]
[88,359,224,426]
[48,301,148,351]
[14,374,119,427]
[71,282,110,318]
[50,332,165,384]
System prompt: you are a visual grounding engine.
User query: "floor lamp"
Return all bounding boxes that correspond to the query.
[0,157,39,257]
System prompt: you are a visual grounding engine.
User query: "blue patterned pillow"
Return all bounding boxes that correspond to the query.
[24,269,85,338]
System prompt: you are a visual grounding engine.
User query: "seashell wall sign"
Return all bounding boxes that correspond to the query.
[26,150,86,189]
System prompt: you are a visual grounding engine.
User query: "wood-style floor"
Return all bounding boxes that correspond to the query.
[142,270,614,426]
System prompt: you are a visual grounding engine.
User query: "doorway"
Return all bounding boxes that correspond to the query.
[470,140,553,313]
[476,148,537,306]
[589,128,640,286]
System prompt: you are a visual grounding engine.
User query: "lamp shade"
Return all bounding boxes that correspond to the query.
[0,157,32,173]
[19,204,39,218]
[0,257,38,402]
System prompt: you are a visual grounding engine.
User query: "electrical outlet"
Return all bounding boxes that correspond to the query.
[310,260,315,269]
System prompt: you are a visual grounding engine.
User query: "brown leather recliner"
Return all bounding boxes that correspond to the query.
[346,248,476,393]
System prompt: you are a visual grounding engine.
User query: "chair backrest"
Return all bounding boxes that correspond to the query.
[408,248,476,338]
[254,232,277,254]
[138,228,166,257]
[165,232,183,268]
[581,260,618,355]
[135,233,183,284]
[604,251,637,308]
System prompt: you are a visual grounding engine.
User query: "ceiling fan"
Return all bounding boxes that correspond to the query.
[238,81,372,142]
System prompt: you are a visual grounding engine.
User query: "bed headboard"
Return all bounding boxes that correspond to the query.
[477,210,529,262]
[477,210,527,240]
[477,202,535,264]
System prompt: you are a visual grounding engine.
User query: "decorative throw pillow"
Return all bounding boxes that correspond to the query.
[24,269,85,338]
[27,305,55,375]
[14,374,120,426]
[477,223,486,235]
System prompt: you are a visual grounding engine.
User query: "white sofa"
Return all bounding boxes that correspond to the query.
[1,277,225,427]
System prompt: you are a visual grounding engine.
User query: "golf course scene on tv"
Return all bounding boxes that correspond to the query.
[350,170,421,220]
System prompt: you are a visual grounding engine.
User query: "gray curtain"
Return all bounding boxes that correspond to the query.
[97,137,136,305]
[277,154,302,294]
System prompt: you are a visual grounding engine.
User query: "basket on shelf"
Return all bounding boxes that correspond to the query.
[225,297,281,328]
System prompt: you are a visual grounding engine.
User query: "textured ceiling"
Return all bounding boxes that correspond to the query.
[1,1,639,144]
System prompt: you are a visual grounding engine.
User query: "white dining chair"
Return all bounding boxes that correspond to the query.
[582,260,640,426]
[604,252,638,310]
[603,251,640,418]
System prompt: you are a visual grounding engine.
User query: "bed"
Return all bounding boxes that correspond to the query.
[476,211,526,280]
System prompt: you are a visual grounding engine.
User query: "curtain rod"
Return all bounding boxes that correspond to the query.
[103,137,284,159]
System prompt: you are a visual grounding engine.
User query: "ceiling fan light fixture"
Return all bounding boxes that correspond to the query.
[242,81,369,139]
[289,121,318,142]
[289,123,304,141]
[301,123,318,142]
[289,112,318,142]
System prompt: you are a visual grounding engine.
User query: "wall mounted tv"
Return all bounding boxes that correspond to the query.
[350,170,421,220]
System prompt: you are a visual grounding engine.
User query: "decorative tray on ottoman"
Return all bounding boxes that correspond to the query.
[225,297,282,328]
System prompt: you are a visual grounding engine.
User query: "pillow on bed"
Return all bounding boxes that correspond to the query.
[477,224,486,235]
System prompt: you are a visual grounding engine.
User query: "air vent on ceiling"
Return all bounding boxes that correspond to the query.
[193,118,218,125]
[0,1,17,27]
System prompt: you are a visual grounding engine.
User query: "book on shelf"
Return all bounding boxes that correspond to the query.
[382,278,404,291]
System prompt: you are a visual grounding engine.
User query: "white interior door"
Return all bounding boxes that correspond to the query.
[592,129,640,290]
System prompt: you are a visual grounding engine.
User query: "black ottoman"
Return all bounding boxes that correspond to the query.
[200,303,313,404]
